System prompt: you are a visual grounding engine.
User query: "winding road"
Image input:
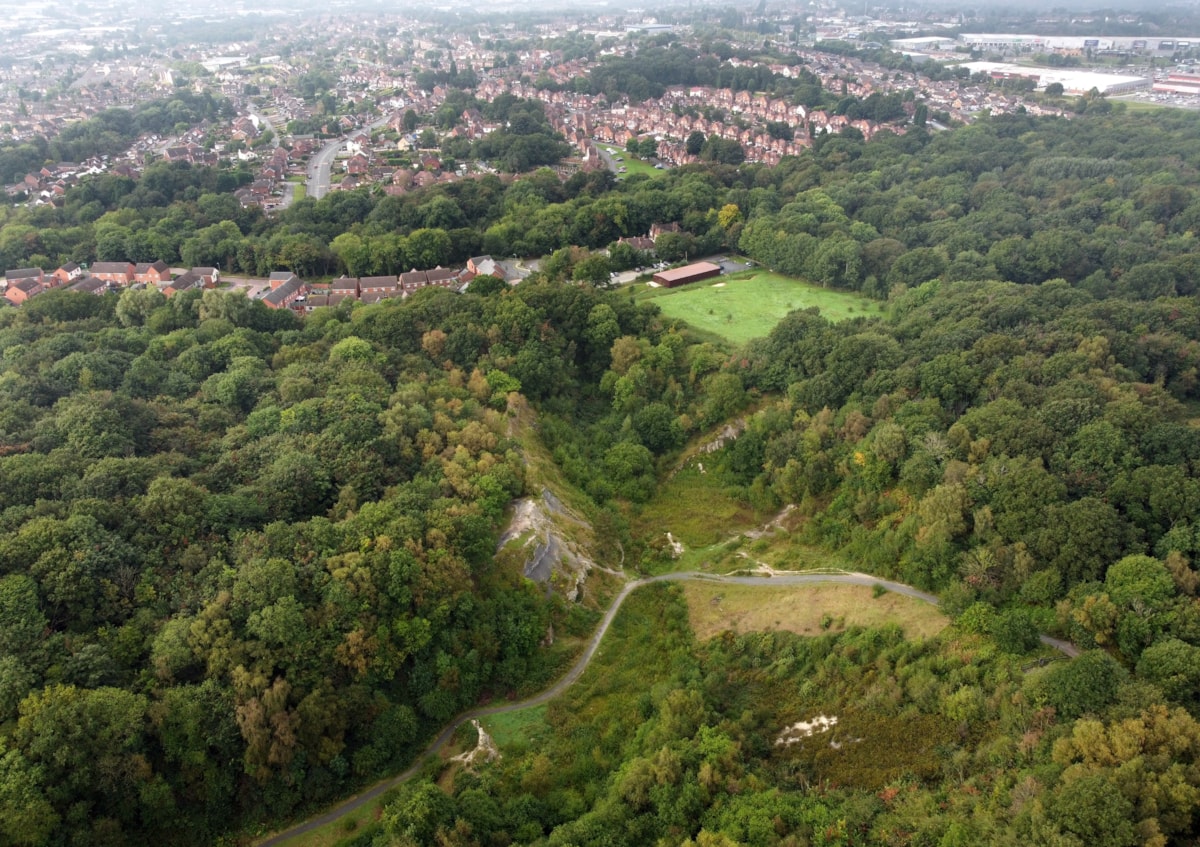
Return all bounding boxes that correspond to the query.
[255,570,1076,845]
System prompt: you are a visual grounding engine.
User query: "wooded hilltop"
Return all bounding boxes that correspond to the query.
[2,105,1200,846]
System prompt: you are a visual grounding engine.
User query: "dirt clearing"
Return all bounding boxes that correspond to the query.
[682,582,947,641]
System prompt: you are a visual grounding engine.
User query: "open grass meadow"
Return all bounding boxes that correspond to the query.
[642,270,884,346]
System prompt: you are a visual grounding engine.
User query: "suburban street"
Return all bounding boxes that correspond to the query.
[306,136,343,201]
[307,114,394,200]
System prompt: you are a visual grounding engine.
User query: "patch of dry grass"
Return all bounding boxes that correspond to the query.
[682,582,947,641]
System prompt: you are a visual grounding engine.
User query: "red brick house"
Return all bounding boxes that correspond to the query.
[359,275,398,296]
[425,266,456,287]
[90,262,135,285]
[262,276,306,309]
[5,277,44,304]
[190,267,220,287]
[331,276,360,298]
[162,272,203,297]
[133,261,171,284]
[53,263,82,285]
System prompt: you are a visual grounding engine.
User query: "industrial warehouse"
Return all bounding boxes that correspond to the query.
[954,62,1153,95]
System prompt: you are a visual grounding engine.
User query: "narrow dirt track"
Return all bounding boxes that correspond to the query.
[255,570,1070,846]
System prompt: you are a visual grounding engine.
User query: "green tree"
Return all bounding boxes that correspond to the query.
[383,780,455,844]
[1137,638,1200,704]
[574,254,612,287]
[1045,775,1137,847]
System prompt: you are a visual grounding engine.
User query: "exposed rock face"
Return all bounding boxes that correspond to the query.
[452,719,500,769]
[497,488,619,599]
[699,418,747,454]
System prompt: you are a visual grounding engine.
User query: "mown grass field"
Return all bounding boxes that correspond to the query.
[682,582,948,641]
[1112,97,1171,112]
[642,270,884,346]
[597,143,663,179]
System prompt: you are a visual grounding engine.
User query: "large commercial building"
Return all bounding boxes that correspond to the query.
[956,62,1151,95]
[652,261,722,288]
[898,33,1200,56]
[1153,73,1200,95]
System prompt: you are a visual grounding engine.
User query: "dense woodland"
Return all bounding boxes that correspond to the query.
[2,105,1200,845]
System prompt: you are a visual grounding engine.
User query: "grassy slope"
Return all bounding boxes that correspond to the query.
[640,270,884,346]
[481,704,548,749]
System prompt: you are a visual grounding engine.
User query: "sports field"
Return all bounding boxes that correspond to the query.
[642,270,884,345]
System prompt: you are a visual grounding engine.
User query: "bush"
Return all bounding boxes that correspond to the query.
[991,607,1041,654]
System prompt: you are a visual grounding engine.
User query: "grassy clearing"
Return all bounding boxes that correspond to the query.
[1114,98,1173,112]
[682,582,948,641]
[481,704,547,749]
[597,143,664,180]
[292,184,307,201]
[633,465,762,552]
[641,270,884,346]
[632,462,853,573]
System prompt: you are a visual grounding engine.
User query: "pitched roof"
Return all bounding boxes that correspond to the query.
[262,277,303,306]
[359,275,398,289]
[164,271,202,293]
[91,262,133,275]
[69,276,107,294]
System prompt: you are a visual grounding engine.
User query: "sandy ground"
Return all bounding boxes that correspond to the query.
[451,720,500,768]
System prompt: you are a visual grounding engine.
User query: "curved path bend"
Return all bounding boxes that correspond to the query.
[256,570,1072,845]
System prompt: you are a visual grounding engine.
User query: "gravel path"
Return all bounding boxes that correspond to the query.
[255,570,1072,845]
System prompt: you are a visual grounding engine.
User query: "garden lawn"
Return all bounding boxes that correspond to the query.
[644,270,883,345]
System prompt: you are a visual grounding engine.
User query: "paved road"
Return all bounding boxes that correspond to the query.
[594,142,621,176]
[307,114,394,201]
[221,275,271,300]
[255,569,1073,845]
[306,137,343,201]
[249,109,282,150]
